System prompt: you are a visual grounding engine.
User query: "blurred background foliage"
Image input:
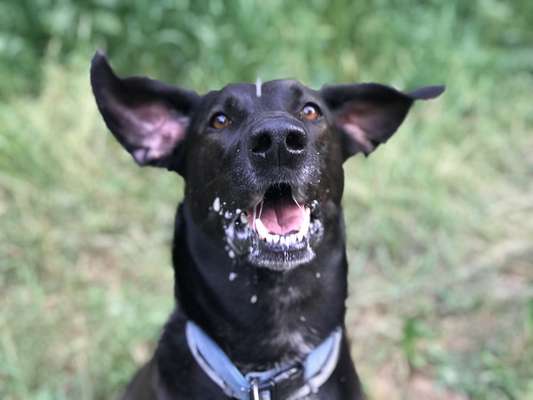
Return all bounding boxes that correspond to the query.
[0,0,532,399]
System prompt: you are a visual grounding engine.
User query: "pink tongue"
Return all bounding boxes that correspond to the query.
[259,198,305,235]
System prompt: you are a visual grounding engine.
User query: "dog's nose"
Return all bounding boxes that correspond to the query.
[249,123,308,168]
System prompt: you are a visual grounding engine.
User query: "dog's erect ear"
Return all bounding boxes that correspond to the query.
[321,83,445,159]
[90,51,200,171]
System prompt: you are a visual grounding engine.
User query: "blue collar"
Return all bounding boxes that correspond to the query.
[186,320,342,400]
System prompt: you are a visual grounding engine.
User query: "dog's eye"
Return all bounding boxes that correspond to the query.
[210,113,232,129]
[300,103,321,121]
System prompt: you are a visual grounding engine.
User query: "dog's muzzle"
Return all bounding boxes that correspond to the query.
[212,116,323,270]
[215,183,324,271]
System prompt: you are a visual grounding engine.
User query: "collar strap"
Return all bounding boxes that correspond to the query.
[186,321,342,400]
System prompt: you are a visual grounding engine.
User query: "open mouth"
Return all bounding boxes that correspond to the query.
[219,183,323,270]
[250,184,311,245]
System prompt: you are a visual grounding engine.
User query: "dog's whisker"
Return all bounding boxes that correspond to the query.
[258,200,264,219]
[292,193,303,210]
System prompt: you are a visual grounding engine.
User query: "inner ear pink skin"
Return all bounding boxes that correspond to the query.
[337,118,375,154]
[334,98,412,157]
[107,99,188,165]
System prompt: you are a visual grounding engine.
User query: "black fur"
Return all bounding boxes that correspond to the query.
[90,51,444,399]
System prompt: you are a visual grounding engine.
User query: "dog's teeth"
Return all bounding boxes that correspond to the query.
[272,234,280,244]
[255,218,269,239]
[291,234,298,245]
[240,213,248,225]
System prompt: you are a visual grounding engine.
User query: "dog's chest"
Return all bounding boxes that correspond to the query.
[263,284,318,356]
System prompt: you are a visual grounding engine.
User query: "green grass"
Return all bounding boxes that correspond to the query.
[1,1,533,399]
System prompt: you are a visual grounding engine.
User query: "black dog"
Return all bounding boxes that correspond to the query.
[90,51,443,400]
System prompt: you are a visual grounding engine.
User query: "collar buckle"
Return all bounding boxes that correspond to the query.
[250,378,263,400]
[248,364,304,400]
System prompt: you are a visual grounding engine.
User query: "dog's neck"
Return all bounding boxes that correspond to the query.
[171,203,348,371]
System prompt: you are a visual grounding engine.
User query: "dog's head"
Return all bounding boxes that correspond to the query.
[91,52,443,271]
